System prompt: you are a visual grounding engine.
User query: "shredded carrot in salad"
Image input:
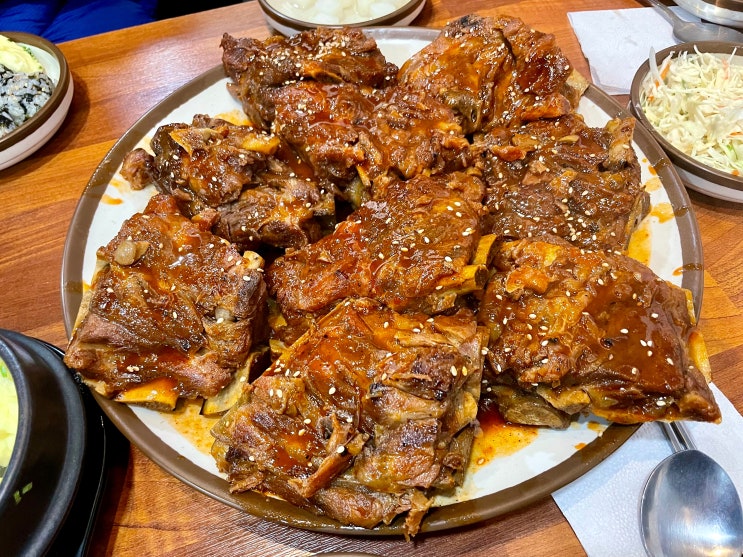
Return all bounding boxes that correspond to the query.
[640,47,743,176]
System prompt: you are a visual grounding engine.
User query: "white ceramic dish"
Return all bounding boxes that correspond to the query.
[258,0,426,35]
[630,41,743,202]
[0,32,73,171]
[61,27,704,535]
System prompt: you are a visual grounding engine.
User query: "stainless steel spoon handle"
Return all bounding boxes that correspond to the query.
[645,0,681,26]
[661,420,697,453]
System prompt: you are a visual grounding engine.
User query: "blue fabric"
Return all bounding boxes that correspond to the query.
[1,0,159,42]
[1,1,65,36]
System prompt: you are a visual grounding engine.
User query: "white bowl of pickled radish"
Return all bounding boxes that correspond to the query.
[258,0,426,35]
[630,41,743,203]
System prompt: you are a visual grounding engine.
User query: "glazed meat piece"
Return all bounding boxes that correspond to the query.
[221,28,397,129]
[211,297,488,536]
[266,172,490,342]
[119,146,154,188]
[399,14,585,133]
[130,115,278,209]
[271,81,469,205]
[366,86,469,183]
[477,239,721,425]
[477,114,647,252]
[121,115,334,250]
[268,81,371,200]
[64,194,268,399]
[211,155,334,251]
[398,14,510,134]
[495,15,585,125]
[221,27,470,205]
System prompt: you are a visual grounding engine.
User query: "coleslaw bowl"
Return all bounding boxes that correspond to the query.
[629,41,743,202]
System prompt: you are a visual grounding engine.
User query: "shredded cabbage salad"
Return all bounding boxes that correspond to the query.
[0,358,19,482]
[640,47,743,176]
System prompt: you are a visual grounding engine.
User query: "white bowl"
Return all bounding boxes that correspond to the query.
[258,0,426,36]
[0,32,74,171]
[629,41,743,202]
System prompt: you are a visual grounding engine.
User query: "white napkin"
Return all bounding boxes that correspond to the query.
[568,7,700,95]
[553,383,743,557]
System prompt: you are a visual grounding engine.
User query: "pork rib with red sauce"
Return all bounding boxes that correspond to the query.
[64,194,268,398]
[221,28,397,130]
[211,297,487,537]
[266,172,489,343]
[120,115,334,250]
[476,113,648,251]
[398,14,586,133]
[478,239,720,425]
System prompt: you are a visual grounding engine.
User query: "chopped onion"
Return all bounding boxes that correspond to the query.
[268,0,409,25]
[639,47,743,176]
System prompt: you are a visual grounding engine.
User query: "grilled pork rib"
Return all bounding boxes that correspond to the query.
[478,239,720,425]
[64,194,268,398]
[269,80,470,205]
[221,28,397,130]
[266,172,490,343]
[121,115,335,250]
[477,113,648,251]
[211,297,488,536]
[398,14,586,133]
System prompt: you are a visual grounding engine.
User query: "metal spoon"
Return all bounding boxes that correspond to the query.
[645,0,743,42]
[640,420,743,557]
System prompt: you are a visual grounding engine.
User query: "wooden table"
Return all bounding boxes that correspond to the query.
[2,1,742,555]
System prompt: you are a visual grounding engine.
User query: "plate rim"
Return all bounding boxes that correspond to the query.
[60,26,703,535]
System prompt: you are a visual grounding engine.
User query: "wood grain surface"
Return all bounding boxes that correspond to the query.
[2,1,742,555]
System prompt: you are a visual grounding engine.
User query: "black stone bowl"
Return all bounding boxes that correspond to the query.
[0,329,125,556]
